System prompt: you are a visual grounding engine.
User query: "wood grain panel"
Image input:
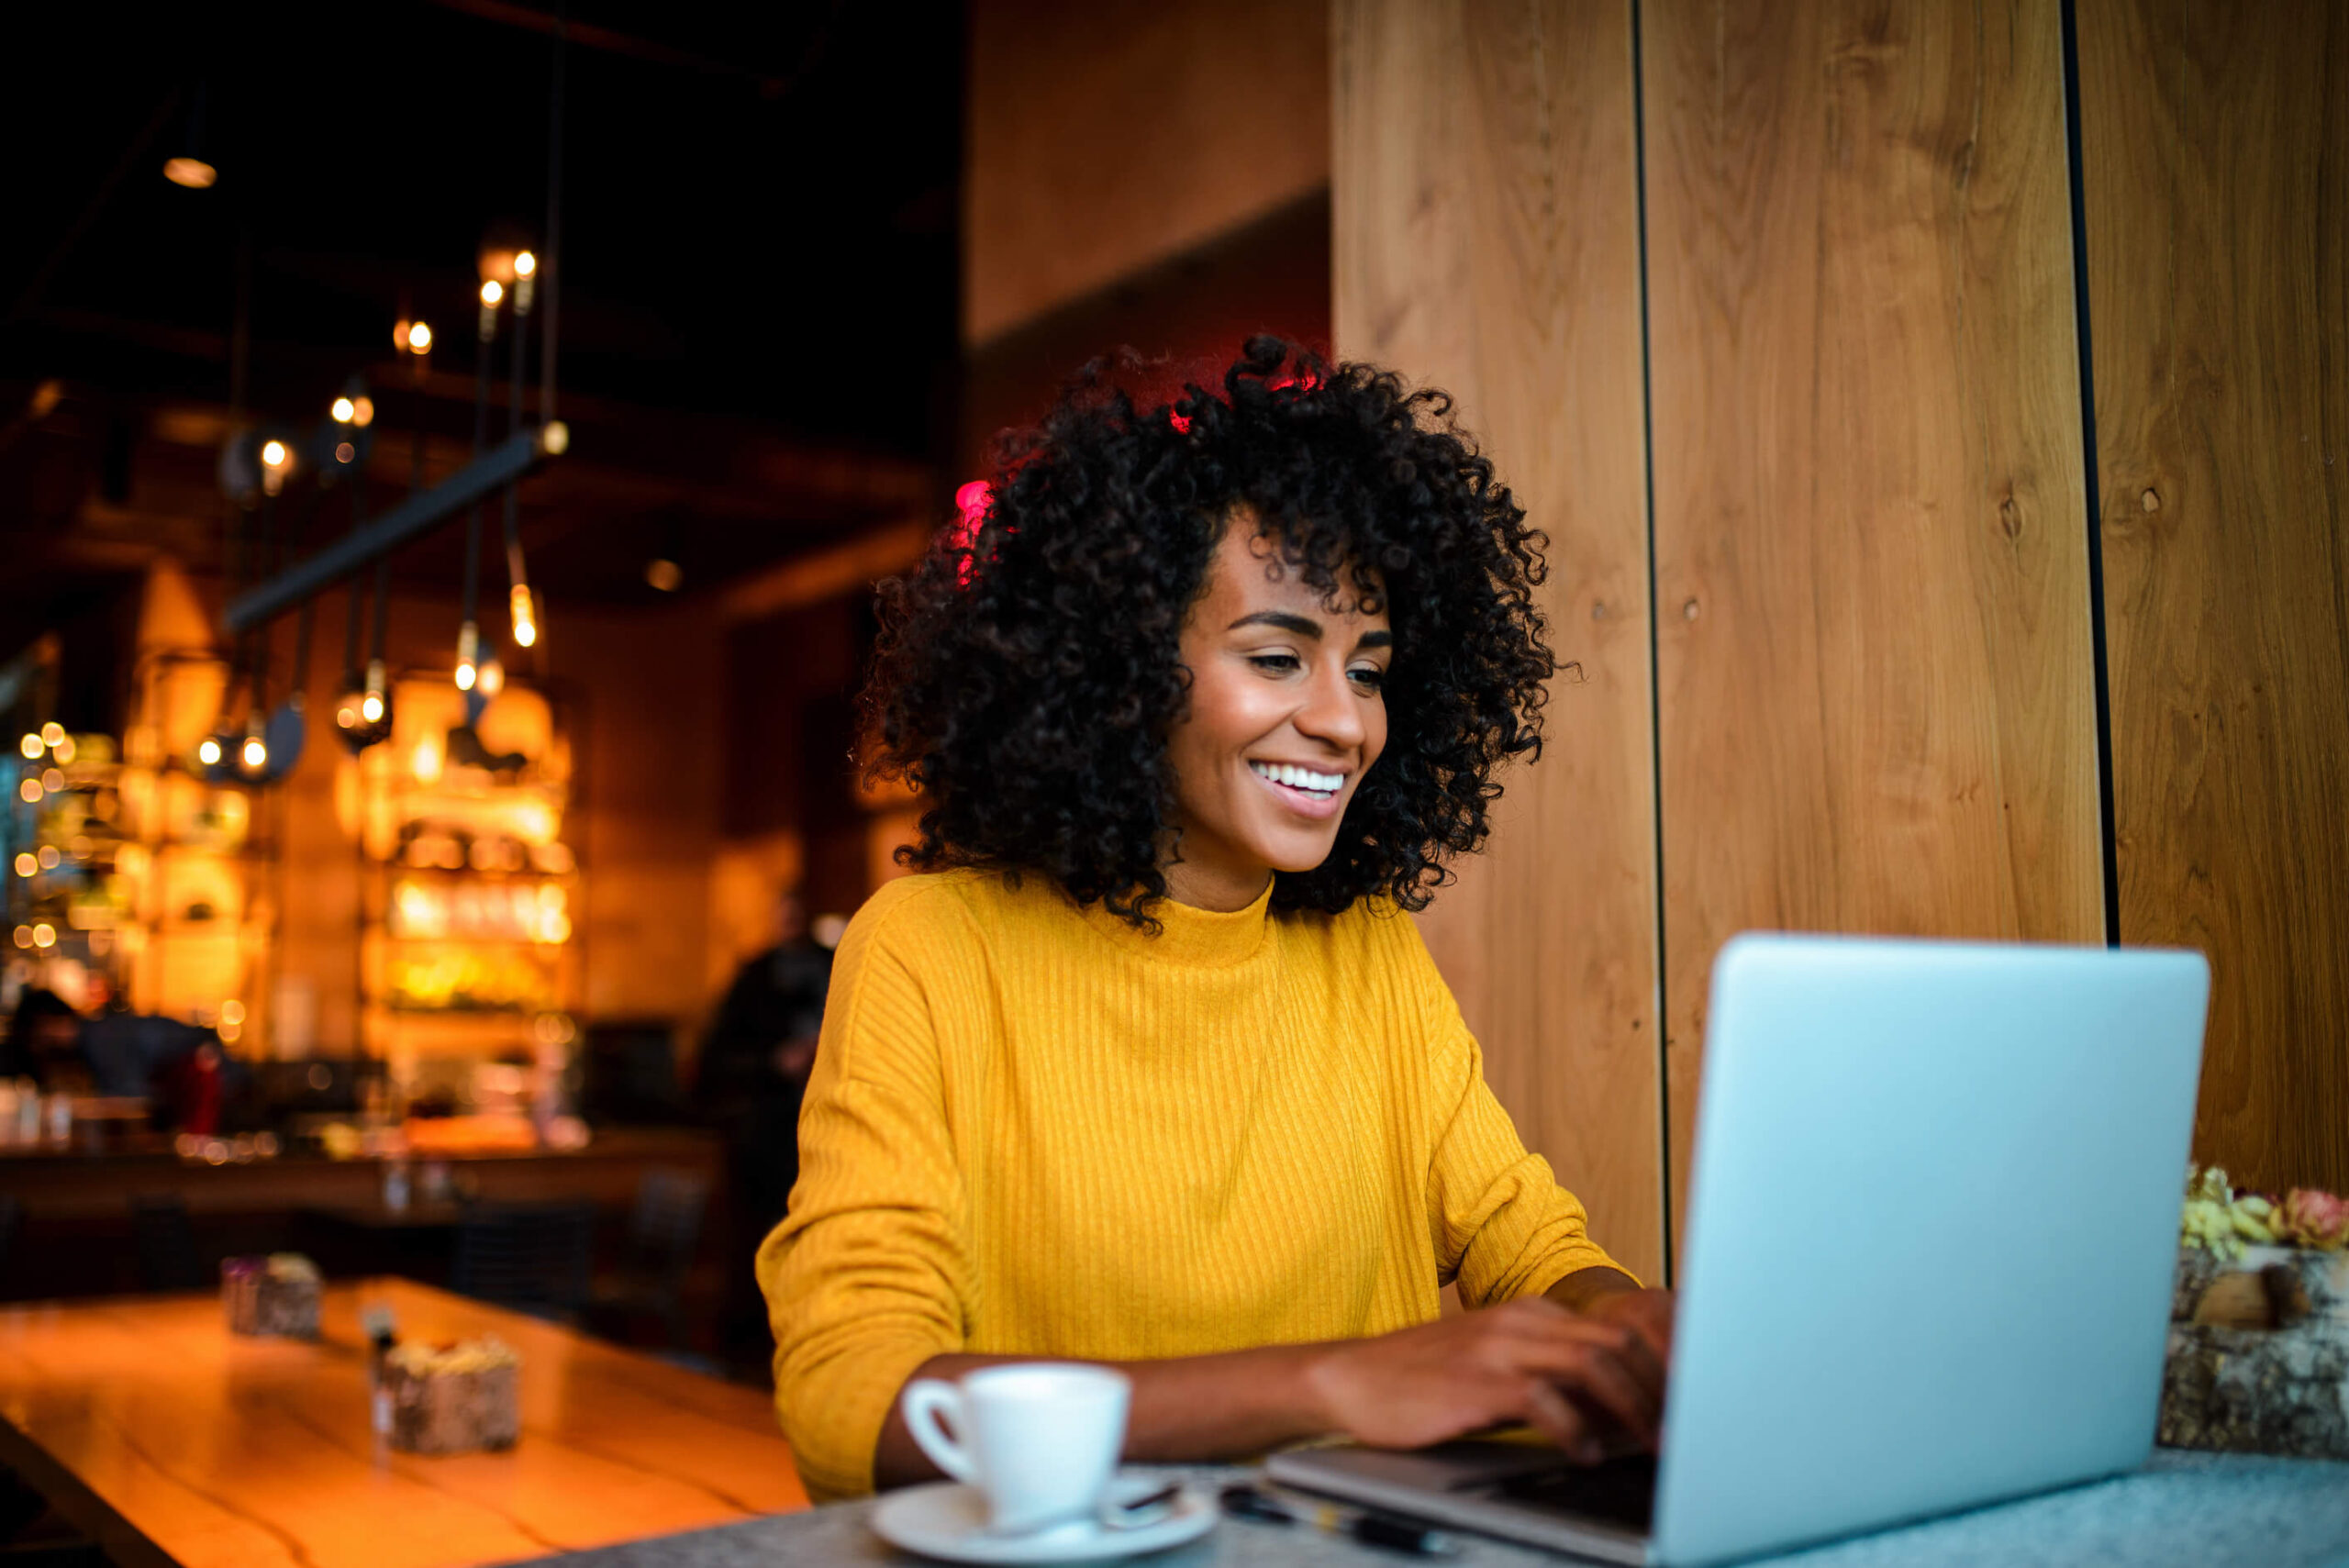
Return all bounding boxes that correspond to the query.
[1642,0,2105,1239]
[2080,0,2349,1193]
[1334,0,1664,1283]
[965,0,1330,345]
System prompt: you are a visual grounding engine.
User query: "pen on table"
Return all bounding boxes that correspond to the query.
[1219,1483,1461,1556]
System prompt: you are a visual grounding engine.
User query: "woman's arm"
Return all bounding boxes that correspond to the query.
[873,1285,1671,1487]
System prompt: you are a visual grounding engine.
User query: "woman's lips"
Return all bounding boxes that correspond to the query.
[1248,763,1344,822]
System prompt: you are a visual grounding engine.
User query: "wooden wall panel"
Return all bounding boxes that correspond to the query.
[2081,0,2349,1193]
[1334,0,1664,1283]
[1642,0,2105,1231]
[965,0,1330,346]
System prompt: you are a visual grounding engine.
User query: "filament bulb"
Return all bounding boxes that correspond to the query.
[509,584,538,648]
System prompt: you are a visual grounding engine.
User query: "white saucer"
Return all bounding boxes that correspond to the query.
[870,1479,1216,1563]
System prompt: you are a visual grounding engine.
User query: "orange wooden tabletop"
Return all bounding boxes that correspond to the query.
[0,1278,808,1568]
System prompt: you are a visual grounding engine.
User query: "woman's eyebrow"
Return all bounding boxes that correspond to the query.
[1227,610,1322,638]
[1355,629,1394,651]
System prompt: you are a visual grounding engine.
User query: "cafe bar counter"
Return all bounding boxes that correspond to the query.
[0,1129,719,1297]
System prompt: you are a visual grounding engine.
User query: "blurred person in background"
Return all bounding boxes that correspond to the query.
[1,988,89,1091]
[699,884,834,1364]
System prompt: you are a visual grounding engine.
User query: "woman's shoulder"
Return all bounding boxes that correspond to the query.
[839,867,1065,958]
[1285,892,1430,956]
[1277,893,1450,1002]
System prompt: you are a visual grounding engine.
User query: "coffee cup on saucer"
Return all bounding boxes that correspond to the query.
[900,1363,1131,1537]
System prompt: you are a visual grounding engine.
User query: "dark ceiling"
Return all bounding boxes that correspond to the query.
[1,0,963,654]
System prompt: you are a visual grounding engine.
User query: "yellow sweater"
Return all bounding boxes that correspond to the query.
[757,868,1623,1500]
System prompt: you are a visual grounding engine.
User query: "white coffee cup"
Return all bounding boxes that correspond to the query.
[900,1363,1131,1536]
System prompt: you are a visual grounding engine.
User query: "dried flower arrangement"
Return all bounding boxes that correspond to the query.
[2162,1166,2349,1459]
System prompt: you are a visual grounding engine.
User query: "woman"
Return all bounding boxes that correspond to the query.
[760,338,1672,1501]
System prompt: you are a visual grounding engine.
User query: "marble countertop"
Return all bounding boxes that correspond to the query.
[516,1450,2349,1568]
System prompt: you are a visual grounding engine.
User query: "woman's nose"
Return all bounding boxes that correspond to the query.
[1293,662,1367,750]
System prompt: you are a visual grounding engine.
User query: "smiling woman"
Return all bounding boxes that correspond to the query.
[758,338,1674,1502]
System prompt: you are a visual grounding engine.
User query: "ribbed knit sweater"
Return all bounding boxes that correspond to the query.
[756,867,1624,1500]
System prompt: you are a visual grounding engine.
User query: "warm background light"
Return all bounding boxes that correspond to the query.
[406,321,433,352]
[40,722,64,747]
[331,396,356,422]
[261,439,288,469]
[515,250,538,277]
[162,156,217,189]
[480,280,504,306]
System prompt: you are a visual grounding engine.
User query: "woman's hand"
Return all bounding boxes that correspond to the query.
[1303,1295,1671,1463]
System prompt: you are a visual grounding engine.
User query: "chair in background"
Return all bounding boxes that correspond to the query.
[588,1168,709,1353]
[450,1200,596,1323]
[129,1195,206,1292]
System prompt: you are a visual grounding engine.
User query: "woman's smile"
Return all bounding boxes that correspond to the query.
[1244,758,1350,819]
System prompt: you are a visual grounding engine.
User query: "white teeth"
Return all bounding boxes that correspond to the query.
[1251,762,1344,795]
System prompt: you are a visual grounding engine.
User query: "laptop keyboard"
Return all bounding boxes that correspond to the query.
[1490,1455,1659,1531]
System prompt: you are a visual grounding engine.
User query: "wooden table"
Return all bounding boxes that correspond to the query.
[0,1279,808,1568]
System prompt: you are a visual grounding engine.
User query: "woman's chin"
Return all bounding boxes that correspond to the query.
[1260,831,1343,876]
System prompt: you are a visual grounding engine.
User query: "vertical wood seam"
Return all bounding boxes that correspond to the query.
[1629,0,1673,1284]
[2061,0,2124,947]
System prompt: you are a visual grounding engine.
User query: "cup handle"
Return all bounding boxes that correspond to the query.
[900,1379,981,1486]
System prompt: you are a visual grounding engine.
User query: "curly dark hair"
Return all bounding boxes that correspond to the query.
[863,335,1554,927]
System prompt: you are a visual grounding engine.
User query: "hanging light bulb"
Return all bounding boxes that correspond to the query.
[17,734,39,760]
[476,655,506,698]
[509,583,538,648]
[454,621,480,692]
[407,320,433,354]
[39,723,64,749]
[339,657,394,758]
[331,396,356,424]
[196,737,223,767]
[235,704,268,774]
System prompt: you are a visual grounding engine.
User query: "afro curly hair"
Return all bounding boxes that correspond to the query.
[863,335,1555,928]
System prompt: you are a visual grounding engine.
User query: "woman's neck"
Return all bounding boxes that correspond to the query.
[1160,857,1274,914]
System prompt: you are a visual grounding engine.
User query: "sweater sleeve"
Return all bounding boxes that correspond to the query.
[1401,922,1633,1307]
[755,895,972,1500]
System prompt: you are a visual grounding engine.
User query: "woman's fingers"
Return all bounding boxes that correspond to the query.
[1507,1320,1664,1450]
[1519,1375,1602,1462]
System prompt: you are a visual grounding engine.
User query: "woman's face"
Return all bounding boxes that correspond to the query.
[1161,521,1392,911]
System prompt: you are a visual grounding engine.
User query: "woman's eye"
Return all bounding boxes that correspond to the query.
[1248,654,1302,674]
[1349,666,1386,692]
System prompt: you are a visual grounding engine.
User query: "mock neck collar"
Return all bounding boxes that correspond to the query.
[1075,876,1275,968]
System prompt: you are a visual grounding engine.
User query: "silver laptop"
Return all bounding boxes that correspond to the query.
[1270,933,2210,1565]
